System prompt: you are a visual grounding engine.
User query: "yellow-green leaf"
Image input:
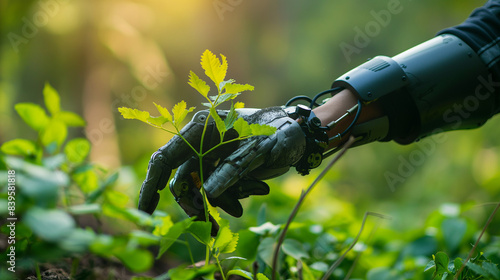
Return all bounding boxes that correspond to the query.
[224,105,238,130]
[187,221,212,245]
[210,107,226,134]
[15,103,50,131]
[214,93,240,107]
[105,189,129,208]
[172,101,195,126]
[188,71,210,97]
[153,215,174,237]
[233,118,252,138]
[219,79,234,92]
[147,116,169,127]
[214,225,238,254]
[257,273,270,280]
[57,111,86,127]
[64,138,90,164]
[250,123,276,136]
[234,102,245,109]
[118,107,150,123]
[223,83,254,94]
[1,139,38,157]
[153,102,172,122]
[158,218,194,258]
[43,82,61,116]
[201,50,227,89]
[73,169,99,194]
[41,119,68,149]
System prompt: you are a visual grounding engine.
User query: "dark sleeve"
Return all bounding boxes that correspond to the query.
[438,0,500,78]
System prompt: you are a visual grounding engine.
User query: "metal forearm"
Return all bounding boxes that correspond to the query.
[332,34,497,143]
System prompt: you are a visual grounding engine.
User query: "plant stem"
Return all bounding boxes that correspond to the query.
[196,113,213,267]
[201,138,238,157]
[35,262,42,280]
[270,136,356,280]
[214,253,227,280]
[453,200,500,280]
[176,129,200,155]
[322,212,390,280]
[184,235,196,266]
[197,155,212,267]
[71,257,79,278]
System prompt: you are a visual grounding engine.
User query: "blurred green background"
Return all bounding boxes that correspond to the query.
[1,0,499,260]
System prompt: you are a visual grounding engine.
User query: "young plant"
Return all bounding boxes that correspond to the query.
[0,84,161,278]
[119,49,276,279]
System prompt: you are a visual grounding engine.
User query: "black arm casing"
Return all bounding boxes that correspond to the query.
[333,34,498,143]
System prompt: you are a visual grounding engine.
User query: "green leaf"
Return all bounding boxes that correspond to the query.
[219,79,235,92]
[43,82,61,115]
[57,111,86,127]
[172,101,195,126]
[73,169,99,193]
[86,173,119,204]
[434,252,450,275]
[201,49,227,89]
[367,268,401,280]
[147,116,169,127]
[453,258,463,273]
[158,218,194,258]
[482,262,500,280]
[214,93,240,106]
[257,273,270,280]
[224,104,238,130]
[118,107,150,122]
[1,139,38,156]
[116,248,154,272]
[153,215,174,237]
[227,269,253,279]
[15,103,50,131]
[233,118,252,138]
[299,262,316,280]
[214,223,238,254]
[129,230,160,247]
[68,204,101,215]
[188,71,210,97]
[282,239,310,260]
[105,189,129,207]
[466,262,487,278]
[223,83,254,94]
[201,102,212,108]
[167,264,217,280]
[153,102,173,122]
[64,138,90,164]
[258,237,277,268]
[58,228,96,253]
[441,218,467,252]
[23,207,76,242]
[102,205,154,227]
[425,260,436,272]
[250,123,276,136]
[41,119,68,149]
[187,221,212,245]
[210,107,226,134]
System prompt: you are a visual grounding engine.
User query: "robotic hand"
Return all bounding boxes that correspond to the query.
[138,106,335,235]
